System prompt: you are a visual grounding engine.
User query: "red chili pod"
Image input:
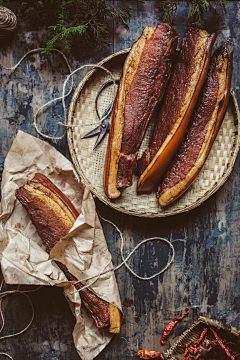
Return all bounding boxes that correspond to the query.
[210,328,235,360]
[161,307,190,345]
[138,350,164,359]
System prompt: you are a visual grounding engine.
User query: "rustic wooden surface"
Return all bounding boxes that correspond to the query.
[0,1,240,359]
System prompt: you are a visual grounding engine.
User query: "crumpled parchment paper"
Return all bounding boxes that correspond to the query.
[0,130,122,360]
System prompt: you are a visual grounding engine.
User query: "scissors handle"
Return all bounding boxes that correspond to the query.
[82,78,119,148]
[95,79,119,120]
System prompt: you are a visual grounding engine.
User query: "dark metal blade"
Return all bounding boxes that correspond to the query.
[81,125,101,139]
[93,120,110,149]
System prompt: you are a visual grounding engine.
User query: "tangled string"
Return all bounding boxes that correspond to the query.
[0,7,17,38]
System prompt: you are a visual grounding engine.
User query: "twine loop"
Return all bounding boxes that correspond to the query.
[0,47,117,140]
[66,214,175,295]
[35,63,117,140]
[0,7,17,38]
[0,48,73,140]
[1,50,176,344]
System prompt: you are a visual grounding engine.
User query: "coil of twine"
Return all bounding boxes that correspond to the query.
[0,7,17,38]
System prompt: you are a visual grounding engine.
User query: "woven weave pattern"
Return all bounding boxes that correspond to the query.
[68,50,239,218]
[0,7,17,38]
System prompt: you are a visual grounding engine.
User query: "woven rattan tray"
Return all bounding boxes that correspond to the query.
[164,316,240,359]
[67,49,240,218]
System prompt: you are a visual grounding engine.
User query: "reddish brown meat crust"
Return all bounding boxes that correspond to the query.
[157,43,233,206]
[104,23,179,199]
[30,173,79,220]
[116,23,179,189]
[137,28,217,192]
[15,173,121,331]
[15,185,70,250]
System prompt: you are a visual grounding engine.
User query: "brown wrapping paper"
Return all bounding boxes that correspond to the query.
[0,130,122,360]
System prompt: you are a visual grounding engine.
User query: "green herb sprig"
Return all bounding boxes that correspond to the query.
[155,0,228,28]
[19,0,131,53]
[2,0,229,52]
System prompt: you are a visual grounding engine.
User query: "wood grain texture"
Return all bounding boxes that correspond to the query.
[0,1,240,359]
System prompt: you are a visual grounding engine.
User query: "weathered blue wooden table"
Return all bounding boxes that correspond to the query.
[0,1,240,359]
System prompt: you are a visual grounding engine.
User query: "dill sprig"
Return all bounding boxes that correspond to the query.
[155,0,228,28]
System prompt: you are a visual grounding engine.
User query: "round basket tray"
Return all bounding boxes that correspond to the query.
[67,49,240,218]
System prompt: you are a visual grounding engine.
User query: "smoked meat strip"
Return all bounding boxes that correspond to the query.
[104,23,179,199]
[137,28,217,193]
[157,42,233,207]
[15,173,121,333]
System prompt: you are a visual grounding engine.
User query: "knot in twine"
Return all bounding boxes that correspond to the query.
[0,7,17,38]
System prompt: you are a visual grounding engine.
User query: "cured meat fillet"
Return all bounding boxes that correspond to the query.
[104,23,179,199]
[157,42,233,207]
[137,28,217,193]
[15,173,121,333]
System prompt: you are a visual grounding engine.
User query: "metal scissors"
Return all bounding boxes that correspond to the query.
[82,78,119,149]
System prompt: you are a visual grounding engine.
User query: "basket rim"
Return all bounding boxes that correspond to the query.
[67,49,240,218]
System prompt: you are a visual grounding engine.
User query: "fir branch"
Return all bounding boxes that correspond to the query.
[155,0,178,23]
[107,3,131,28]
[155,0,228,28]
[15,0,131,53]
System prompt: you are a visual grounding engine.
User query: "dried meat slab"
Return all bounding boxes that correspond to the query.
[137,28,217,193]
[157,43,233,207]
[104,23,179,199]
[16,173,121,333]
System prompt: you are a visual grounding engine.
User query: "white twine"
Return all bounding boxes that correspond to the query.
[0,222,174,358]
[1,49,175,343]
[0,47,71,73]
[0,354,13,360]
[0,280,42,360]
[66,214,175,295]
[0,47,73,139]
[54,63,117,139]
[0,47,117,140]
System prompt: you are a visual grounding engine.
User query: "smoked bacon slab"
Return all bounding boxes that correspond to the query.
[15,173,121,334]
[104,23,179,199]
[157,43,233,207]
[137,28,217,193]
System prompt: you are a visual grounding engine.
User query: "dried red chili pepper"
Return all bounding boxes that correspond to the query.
[210,328,235,360]
[183,329,219,359]
[161,307,190,345]
[182,327,240,360]
[196,328,208,345]
[137,349,164,359]
[183,337,214,359]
